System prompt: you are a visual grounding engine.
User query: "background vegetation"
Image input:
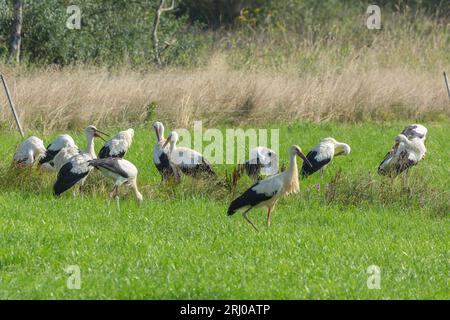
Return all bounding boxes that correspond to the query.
[0,1,449,131]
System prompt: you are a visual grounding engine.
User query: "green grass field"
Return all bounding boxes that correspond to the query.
[0,121,448,299]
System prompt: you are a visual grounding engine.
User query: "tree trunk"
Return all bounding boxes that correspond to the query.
[9,0,23,63]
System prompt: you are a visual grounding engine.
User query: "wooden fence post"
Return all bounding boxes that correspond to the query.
[1,74,25,137]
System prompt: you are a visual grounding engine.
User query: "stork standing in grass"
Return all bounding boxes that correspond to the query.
[88,158,143,209]
[53,125,109,196]
[378,124,427,176]
[39,134,78,171]
[301,138,351,178]
[152,121,180,182]
[163,131,216,178]
[228,145,312,231]
[13,136,47,166]
[243,146,279,181]
[98,128,134,159]
[378,134,426,177]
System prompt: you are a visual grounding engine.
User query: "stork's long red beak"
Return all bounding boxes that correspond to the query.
[298,151,312,167]
[94,129,110,142]
[154,126,161,142]
[162,137,171,149]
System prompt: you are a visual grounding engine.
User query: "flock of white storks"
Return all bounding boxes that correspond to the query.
[11,122,427,230]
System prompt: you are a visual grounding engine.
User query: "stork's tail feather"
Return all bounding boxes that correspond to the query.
[227,194,248,216]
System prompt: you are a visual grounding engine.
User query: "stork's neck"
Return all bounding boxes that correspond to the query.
[84,134,96,158]
[287,153,298,175]
[283,153,300,194]
[169,139,177,154]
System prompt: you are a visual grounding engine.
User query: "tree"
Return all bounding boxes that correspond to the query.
[152,0,175,67]
[9,0,23,63]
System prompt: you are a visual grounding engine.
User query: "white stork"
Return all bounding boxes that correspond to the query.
[378,134,426,177]
[301,138,351,178]
[53,125,108,196]
[163,131,216,178]
[13,136,47,166]
[227,145,312,231]
[98,128,133,159]
[52,146,80,172]
[88,158,143,208]
[243,146,279,181]
[152,121,180,182]
[39,134,78,171]
[378,124,428,176]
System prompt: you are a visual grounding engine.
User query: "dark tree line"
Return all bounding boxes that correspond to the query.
[0,0,447,66]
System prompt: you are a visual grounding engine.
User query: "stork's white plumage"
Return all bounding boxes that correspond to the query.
[39,134,78,171]
[54,125,108,196]
[52,146,80,172]
[152,121,180,182]
[228,145,312,231]
[244,146,279,180]
[401,124,427,141]
[98,128,133,159]
[378,124,428,177]
[89,158,143,208]
[13,136,47,166]
[163,131,216,178]
[301,137,351,178]
[378,134,426,176]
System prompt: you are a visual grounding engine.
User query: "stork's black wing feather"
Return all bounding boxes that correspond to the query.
[301,150,331,177]
[88,158,129,178]
[155,152,181,181]
[97,145,110,159]
[39,149,59,165]
[53,162,90,196]
[179,157,216,178]
[393,150,416,175]
[377,148,394,176]
[227,183,275,216]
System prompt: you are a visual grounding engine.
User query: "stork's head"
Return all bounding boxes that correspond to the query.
[152,121,165,142]
[162,131,179,149]
[335,143,351,157]
[84,125,109,141]
[126,128,135,139]
[395,134,408,144]
[289,145,312,167]
[322,137,337,144]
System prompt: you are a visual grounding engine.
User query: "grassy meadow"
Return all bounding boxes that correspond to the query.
[0,121,448,299]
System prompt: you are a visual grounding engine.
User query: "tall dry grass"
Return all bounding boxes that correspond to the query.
[0,20,449,132]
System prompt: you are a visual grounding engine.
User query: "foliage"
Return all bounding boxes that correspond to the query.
[0,0,448,67]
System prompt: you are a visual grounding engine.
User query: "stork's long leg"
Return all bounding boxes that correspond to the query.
[242,207,258,232]
[108,185,116,206]
[266,207,271,227]
[114,186,120,211]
